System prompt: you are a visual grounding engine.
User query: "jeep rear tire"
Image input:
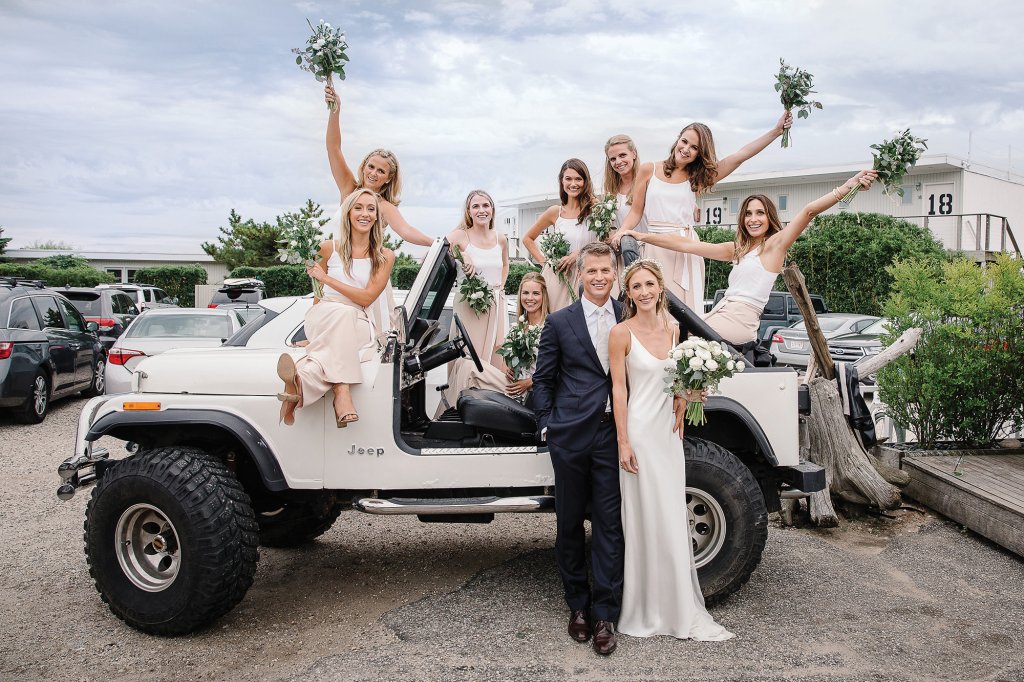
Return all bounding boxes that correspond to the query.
[686,437,769,604]
[84,447,259,635]
[256,496,343,547]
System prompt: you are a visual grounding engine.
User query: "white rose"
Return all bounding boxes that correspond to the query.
[696,348,711,360]
[736,361,745,371]
[726,360,735,371]
[684,348,695,358]
[670,349,682,361]
[314,39,325,48]
[471,291,484,300]
[705,359,718,371]
[688,356,703,370]
[519,315,526,323]
[606,199,616,209]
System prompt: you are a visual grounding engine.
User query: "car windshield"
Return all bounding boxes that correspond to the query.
[858,318,889,335]
[793,318,848,332]
[127,314,231,338]
[64,293,101,315]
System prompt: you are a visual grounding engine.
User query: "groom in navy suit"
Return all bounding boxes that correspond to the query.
[532,241,623,656]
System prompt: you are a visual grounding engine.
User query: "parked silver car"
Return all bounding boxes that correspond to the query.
[104,308,247,393]
[770,314,879,367]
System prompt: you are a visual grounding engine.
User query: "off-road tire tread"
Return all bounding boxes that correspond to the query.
[84,446,259,635]
[257,498,343,547]
[685,437,769,605]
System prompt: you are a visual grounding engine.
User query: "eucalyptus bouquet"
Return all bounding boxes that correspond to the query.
[664,337,745,426]
[451,245,494,315]
[775,59,822,148]
[538,230,577,302]
[588,195,618,241]
[842,129,928,203]
[497,316,543,381]
[293,19,349,111]
[277,218,326,298]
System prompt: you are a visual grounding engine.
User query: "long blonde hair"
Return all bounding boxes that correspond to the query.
[516,271,550,322]
[662,122,719,195]
[336,188,387,277]
[459,189,496,231]
[621,259,670,328]
[603,134,638,204]
[357,149,402,206]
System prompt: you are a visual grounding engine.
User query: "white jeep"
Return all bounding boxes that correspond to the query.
[57,238,823,635]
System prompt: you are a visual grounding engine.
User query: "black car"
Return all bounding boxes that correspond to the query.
[0,278,106,423]
[62,287,140,350]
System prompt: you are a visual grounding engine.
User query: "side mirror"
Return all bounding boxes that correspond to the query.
[168,297,179,305]
[86,321,99,333]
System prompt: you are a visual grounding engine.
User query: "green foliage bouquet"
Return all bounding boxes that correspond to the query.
[664,338,745,426]
[293,19,349,111]
[497,317,544,381]
[588,195,618,241]
[451,245,494,316]
[775,59,822,148]
[843,129,928,203]
[538,230,576,302]
[277,218,326,298]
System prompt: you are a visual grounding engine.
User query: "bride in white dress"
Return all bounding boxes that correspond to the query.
[609,259,734,641]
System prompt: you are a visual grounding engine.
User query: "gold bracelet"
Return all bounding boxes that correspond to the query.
[832,187,843,201]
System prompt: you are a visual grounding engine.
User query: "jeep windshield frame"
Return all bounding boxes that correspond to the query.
[403,238,455,337]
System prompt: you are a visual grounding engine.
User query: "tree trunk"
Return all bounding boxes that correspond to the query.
[783,264,834,380]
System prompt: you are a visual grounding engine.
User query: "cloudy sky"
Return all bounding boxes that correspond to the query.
[2,0,1022,254]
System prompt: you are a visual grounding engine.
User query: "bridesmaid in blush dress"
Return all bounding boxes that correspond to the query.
[609,259,734,641]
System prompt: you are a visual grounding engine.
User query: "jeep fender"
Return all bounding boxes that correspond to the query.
[698,396,778,466]
[86,409,287,492]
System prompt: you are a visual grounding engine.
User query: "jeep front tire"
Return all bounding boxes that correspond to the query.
[686,437,769,604]
[84,447,259,635]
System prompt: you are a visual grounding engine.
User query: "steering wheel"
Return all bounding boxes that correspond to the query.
[452,313,483,372]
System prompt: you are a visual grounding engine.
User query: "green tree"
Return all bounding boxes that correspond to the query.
[786,212,947,315]
[34,254,91,269]
[695,225,737,298]
[26,239,75,249]
[0,226,10,256]
[203,210,286,270]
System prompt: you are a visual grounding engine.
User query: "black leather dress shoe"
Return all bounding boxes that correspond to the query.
[567,609,591,643]
[592,620,617,655]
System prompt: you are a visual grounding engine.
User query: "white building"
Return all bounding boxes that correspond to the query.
[3,249,230,284]
[501,154,1022,262]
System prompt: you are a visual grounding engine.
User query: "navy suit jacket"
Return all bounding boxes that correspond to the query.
[532,297,623,452]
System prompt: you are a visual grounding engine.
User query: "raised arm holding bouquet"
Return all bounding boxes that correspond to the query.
[843,129,927,203]
[293,19,349,111]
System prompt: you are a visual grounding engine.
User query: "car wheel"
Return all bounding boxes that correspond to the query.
[16,370,50,424]
[685,437,769,605]
[256,495,343,547]
[84,447,259,635]
[81,356,106,397]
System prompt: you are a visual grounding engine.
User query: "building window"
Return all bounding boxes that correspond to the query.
[106,268,125,283]
[729,198,739,215]
[127,269,139,284]
[778,195,788,211]
[901,184,914,205]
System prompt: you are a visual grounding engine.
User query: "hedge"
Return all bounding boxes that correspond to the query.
[230,264,310,298]
[391,262,421,290]
[505,261,541,296]
[786,212,947,316]
[878,255,1024,446]
[0,263,116,287]
[133,265,207,307]
[694,226,737,298]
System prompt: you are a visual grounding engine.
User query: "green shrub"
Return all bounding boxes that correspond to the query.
[694,226,736,298]
[0,263,115,287]
[505,261,541,295]
[391,262,421,290]
[878,255,1024,447]
[34,254,92,270]
[133,265,207,307]
[787,212,947,315]
[230,265,310,298]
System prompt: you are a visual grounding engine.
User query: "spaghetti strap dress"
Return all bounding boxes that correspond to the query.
[642,174,705,312]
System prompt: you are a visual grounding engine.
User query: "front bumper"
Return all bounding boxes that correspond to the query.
[56,396,118,500]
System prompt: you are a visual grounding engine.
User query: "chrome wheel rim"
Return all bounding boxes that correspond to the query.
[115,503,181,592]
[93,359,105,393]
[687,486,727,569]
[32,375,47,416]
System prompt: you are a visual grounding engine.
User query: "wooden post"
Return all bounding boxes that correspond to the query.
[782,264,835,380]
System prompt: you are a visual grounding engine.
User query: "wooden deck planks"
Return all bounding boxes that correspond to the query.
[903,453,1024,557]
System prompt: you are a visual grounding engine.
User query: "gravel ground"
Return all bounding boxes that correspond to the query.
[1,396,1023,682]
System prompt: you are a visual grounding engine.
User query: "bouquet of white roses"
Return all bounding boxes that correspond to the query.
[588,195,618,241]
[842,129,928,203]
[496,316,543,381]
[775,59,822,148]
[293,19,349,111]
[277,218,327,298]
[538,230,577,302]
[451,245,494,316]
[664,337,745,426]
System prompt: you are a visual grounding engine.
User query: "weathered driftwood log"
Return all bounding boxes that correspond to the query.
[780,263,922,525]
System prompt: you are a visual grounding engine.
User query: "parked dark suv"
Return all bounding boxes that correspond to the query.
[712,289,829,342]
[62,287,140,350]
[0,278,106,422]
